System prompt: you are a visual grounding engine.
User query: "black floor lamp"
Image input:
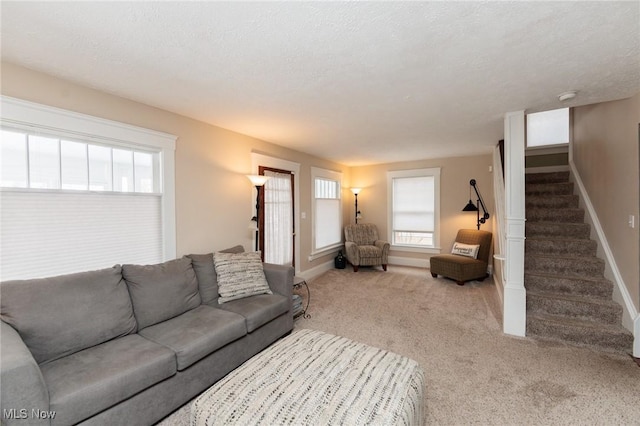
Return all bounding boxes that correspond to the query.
[350,187,362,223]
[247,174,271,251]
[462,179,490,230]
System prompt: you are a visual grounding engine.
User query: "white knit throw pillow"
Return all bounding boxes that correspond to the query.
[213,251,272,304]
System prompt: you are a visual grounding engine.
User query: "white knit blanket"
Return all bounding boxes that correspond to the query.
[191,328,425,425]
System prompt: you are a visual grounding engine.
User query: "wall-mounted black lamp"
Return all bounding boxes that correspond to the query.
[350,187,362,224]
[462,179,490,230]
[247,174,271,251]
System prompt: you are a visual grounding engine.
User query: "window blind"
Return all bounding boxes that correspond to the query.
[0,190,162,280]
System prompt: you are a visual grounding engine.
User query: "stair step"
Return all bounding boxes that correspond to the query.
[525,237,597,256]
[525,171,570,184]
[525,254,604,276]
[525,272,613,298]
[526,195,579,209]
[526,222,591,239]
[526,313,633,354]
[526,182,574,196]
[526,207,585,223]
[527,291,622,325]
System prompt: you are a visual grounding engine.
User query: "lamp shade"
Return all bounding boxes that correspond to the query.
[246,174,270,187]
[462,200,479,212]
[350,187,362,195]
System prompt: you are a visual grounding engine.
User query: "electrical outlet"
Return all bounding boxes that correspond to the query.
[629,215,635,229]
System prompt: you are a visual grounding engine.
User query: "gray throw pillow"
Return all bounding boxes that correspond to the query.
[0,266,137,364]
[123,257,201,329]
[187,245,246,305]
[213,251,272,304]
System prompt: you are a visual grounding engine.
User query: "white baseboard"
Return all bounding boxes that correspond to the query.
[296,260,335,282]
[389,256,429,269]
[569,161,639,354]
[635,315,640,358]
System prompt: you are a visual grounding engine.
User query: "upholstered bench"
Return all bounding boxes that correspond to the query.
[191,328,425,425]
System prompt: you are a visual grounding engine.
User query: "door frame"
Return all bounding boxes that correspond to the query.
[258,166,295,267]
[251,153,300,274]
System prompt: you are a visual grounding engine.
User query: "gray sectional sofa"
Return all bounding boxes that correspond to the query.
[0,249,294,425]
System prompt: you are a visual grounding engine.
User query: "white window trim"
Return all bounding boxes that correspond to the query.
[1,96,177,260]
[310,166,343,257]
[387,167,441,254]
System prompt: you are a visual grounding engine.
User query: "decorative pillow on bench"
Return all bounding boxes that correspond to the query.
[451,242,480,259]
[213,251,272,304]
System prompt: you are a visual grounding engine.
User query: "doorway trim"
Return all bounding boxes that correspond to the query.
[251,152,301,275]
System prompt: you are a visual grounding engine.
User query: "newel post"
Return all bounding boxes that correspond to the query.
[503,110,527,337]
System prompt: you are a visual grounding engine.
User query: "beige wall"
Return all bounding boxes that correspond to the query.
[350,155,495,264]
[0,62,349,273]
[572,93,640,311]
[1,62,495,275]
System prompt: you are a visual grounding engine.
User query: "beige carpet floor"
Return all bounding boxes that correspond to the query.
[159,266,639,425]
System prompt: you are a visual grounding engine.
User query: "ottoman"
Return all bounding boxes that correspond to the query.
[191,328,425,425]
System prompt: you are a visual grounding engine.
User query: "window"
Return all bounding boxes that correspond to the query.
[526,108,569,148]
[387,168,440,251]
[0,96,176,281]
[0,130,160,193]
[312,167,342,254]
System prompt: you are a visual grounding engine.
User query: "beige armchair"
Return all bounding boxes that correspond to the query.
[344,223,390,272]
[430,229,492,285]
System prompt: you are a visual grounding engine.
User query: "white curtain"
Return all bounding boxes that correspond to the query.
[263,170,293,265]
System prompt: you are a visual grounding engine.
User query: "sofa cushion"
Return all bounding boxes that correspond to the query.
[213,251,272,304]
[40,334,176,426]
[138,305,246,371]
[187,245,245,305]
[217,294,290,332]
[123,258,201,329]
[0,265,137,365]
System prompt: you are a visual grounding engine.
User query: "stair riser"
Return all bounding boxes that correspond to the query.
[526,195,579,209]
[526,209,585,223]
[525,172,570,184]
[525,239,597,256]
[525,256,604,276]
[527,296,622,325]
[526,182,574,196]
[526,319,633,354]
[525,274,612,298]
[526,223,591,239]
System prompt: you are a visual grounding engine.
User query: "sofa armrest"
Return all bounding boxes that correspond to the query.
[263,263,294,299]
[1,321,50,425]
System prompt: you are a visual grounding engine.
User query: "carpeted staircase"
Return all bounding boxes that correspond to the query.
[524,171,633,354]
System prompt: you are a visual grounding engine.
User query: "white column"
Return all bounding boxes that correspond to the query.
[503,111,527,337]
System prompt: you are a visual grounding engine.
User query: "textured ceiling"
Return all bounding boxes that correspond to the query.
[1,1,639,166]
